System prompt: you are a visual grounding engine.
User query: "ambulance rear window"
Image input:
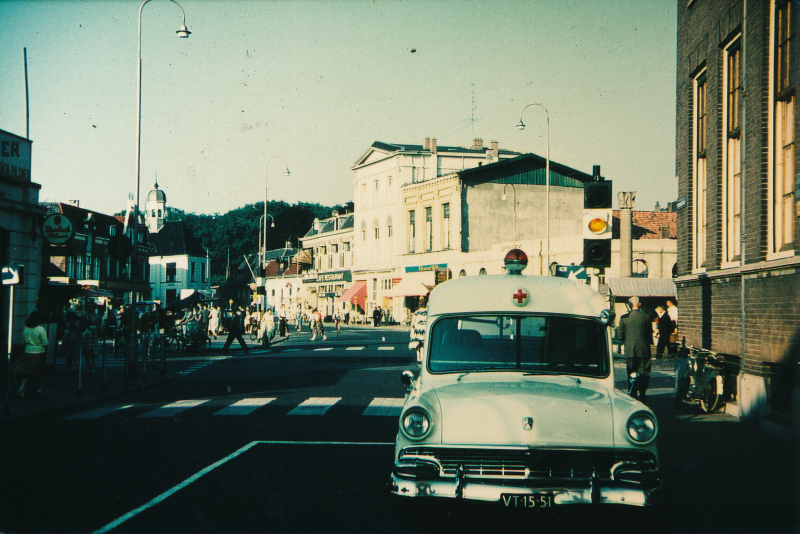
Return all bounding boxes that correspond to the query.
[427,314,609,378]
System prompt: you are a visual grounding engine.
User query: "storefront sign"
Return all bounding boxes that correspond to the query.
[304,270,352,284]
[406,264,447,273]
[42,214,75,245]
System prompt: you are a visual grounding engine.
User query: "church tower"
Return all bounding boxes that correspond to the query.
[145,180,167,233]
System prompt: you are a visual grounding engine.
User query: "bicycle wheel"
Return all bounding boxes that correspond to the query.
[699,372,722,412]
[249,327,258,342]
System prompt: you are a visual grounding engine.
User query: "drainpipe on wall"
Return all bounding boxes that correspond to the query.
[739,0,748,419]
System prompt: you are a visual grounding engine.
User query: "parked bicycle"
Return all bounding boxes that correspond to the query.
[675,341,726,412]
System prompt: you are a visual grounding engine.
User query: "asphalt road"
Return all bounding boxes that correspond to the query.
[1,326,796,533]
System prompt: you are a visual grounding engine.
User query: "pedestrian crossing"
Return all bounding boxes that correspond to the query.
[63,395,407,421]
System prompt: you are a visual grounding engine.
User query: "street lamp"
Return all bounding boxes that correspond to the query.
[131,0,190,379]
[258,214,276,270]
[263,156,290,274]
[516,103,550,274]
[502,183,517,247]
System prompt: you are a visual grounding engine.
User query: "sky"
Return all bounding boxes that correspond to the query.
[0,0,677,216]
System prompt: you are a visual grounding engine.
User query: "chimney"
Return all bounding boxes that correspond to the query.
[423,137,431,150]
[490,140,499,159]
[592,165,602,182]
[472,138,483,150]
[430,138,437,152]
[332,210,339,217]
[313,218,320,232]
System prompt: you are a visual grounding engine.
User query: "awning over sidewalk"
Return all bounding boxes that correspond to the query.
[607,277,676,298]
[385,271,435,298]
[336,281,367,303]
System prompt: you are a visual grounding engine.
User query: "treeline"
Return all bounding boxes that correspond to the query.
[166,200,353,285]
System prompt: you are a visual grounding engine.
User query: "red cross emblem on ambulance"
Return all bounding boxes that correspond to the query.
[512,288,529,307]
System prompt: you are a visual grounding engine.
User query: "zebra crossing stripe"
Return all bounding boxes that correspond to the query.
[66,405,134,420]
[362,398,404,416]
[377,346,395,351]
[287,397,341,416]
[346,347,365,351]
[139,399,209,418]
[213,398,275,416]
[314,348,333,351]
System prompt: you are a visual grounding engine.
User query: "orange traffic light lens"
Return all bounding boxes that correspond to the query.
[588,218,607,234]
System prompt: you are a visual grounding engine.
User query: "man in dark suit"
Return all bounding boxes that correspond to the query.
[654,305,674,358]
[616,296,652,403]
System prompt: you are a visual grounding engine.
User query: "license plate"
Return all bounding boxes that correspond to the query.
[500,493,553,509]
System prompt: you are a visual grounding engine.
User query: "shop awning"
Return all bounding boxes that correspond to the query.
[336,281,367,304]
[607,277,676,298]
[385,271,435,298]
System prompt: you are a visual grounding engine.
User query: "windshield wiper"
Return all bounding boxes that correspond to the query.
[523,370,581,385]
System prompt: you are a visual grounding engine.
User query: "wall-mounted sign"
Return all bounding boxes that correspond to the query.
[0,129,32,181]
[675,197,687,211]
[42,214,75,245]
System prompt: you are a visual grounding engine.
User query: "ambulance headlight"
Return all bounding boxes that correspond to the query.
[402,409,431,439]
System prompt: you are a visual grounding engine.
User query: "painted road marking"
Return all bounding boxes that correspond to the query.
[212,398,275,416]
[287,397,341,415]
[66,405,134,420]
[345,346,365,351]
[362,397,404,416]
[92,441,392,534]
[377,346,395,351]
[138,399,209,418]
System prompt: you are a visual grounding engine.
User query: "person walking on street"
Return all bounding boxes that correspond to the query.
[278,305,289,338]
[409,296,428,364]
[373,306,382,327]
[310,308,326,341]
[208,306,220,340]
[222,307,249,354]
[616,296,652,403]
[259,308,275,348]
[654,305,674,359]
[13,311,48,397]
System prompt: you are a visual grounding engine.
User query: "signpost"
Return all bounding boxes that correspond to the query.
[3,265,23,415]
[555,264,588,283]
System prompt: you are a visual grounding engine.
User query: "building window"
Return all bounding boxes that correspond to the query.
[442,203,450,249]
[693,71,708,269]
[478,268,487,275]
[459,269,466,277]
[632,259,649,278]
[772,0,795,254]
[374,227,380,239]
[76,255,83,279]
[361,221,366,242]
[201,263,206,283]
[109,226,116,237]
[166,262,176,283]
[387,216,393,238]
[408,210,416,253]
[191,261,197,282]
[725,39,742,262]
[151,209,156,217]
[425,206,433,252]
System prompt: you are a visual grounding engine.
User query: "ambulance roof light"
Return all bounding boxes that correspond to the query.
[504,249,528,275]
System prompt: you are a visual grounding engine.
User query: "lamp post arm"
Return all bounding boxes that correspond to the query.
[263,156,290,271]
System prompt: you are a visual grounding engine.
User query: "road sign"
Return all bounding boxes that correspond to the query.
[555,265,587,282]
[1,265,23,285]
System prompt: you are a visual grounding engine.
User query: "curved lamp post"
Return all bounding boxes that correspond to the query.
[131,0,190,381]
[516,103,550,274]
[263,156,290,273]
[258,214,276,269]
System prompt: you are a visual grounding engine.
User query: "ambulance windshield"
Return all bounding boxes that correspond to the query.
[427,314,609,378]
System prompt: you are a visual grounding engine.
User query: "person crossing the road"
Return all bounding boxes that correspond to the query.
[222,307,249,354]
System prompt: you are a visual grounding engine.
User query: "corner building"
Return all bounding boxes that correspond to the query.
[676,0,799,429]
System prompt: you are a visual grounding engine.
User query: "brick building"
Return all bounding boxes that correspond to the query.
[676,0,798,429]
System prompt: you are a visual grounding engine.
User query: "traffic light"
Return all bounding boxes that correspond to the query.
[582,166,612,268]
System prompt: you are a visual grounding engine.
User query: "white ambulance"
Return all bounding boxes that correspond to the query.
[390,250,660,508]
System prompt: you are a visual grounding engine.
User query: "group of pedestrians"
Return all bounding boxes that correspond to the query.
[617,296,679,404]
